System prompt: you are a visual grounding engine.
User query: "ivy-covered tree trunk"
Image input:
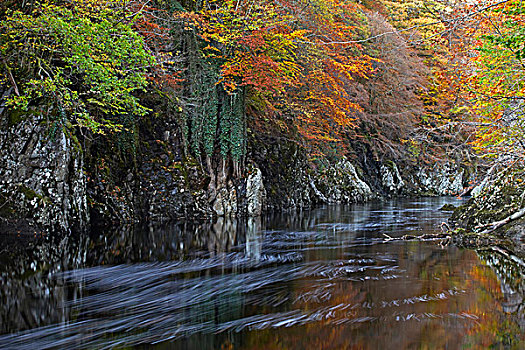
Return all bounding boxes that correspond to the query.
[176,27,248,190]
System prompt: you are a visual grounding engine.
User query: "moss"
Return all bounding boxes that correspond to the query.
[66,126,84,155]
[17,185,52,206]
[440,204,456,211]
[419,191,437,196]
[6,107,45,128]
[7,109,26,127]
[0,195,14,217]
[19,184,38,201]
[452,227,466,235]
[354,164,366,180]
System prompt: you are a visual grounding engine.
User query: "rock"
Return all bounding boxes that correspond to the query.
[381,162,404,194]
[309,177,328,203]
[0,112,88,234]
[450,167,525,234]
[249,136,313,211]
[245,167,266,216]
[312,159,374,203]
[212,183,238,216]
[413,163,466,196]
[0,95,473,233]
[471,176,489,197]
[440,204,456,211]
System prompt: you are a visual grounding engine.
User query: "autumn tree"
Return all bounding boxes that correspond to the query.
[158,0,380,179]
[353,12,429,160]
[170,0,308,181]
[453,0,525,163]
[0,0,155,136]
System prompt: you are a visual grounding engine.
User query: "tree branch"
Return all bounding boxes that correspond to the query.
[299,0,513,46]
[476,207,525,234]
[2,59,20,97]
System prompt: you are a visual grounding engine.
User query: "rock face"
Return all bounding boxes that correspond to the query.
[451,168,525,232]
[0,105,470,234]
[0,113,88,234]
[449,166,525,261]
[249,136,313,211]
[413,164,465,196]
[245,167,266,216]
[212,182,238,217]
[380,162,405,195]
[311,159,374,203]
[250,137,377,211]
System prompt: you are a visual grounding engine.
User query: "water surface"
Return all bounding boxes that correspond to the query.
[1,197,524,349]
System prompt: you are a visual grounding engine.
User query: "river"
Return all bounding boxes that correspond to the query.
[1,197,524,349]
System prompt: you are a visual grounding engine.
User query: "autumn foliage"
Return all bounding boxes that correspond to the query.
[170,0,380,158]
[446,0,525,162]
[0,0,155,134]
[151,0,442,163]
[1,0,465,168]
[377,0,525,165]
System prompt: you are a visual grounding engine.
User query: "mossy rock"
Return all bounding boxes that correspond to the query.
[383,160,397,170]
[7,109,27,127]
[440,203,456,211]
[451,231,511,249]
[18,185,38,201]
[451,166,525,230]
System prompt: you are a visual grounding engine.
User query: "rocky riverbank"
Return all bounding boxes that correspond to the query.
[449,167,525,258]
[0,116,472,236]
[0,100,473,236]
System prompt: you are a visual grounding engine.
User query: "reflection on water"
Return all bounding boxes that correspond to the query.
[0,197,524,349]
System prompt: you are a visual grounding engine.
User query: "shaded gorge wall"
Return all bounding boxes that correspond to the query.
[0,89,472,235]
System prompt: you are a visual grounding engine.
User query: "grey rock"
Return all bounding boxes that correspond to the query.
[212,184,238,216]
[0,113,88,234]
[245,167,266,216]
[381,163,405,194]
[415,163,465,195]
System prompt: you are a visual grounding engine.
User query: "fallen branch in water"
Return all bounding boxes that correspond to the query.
[475,207,525,235]
[382,232,450,242]
[381,219,518,251]
[382,221,452,243]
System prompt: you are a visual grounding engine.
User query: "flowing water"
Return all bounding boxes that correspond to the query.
[1,197,524,349]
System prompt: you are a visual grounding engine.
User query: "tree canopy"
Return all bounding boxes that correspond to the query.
[1,0,155,134]
[2,0,524,170]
